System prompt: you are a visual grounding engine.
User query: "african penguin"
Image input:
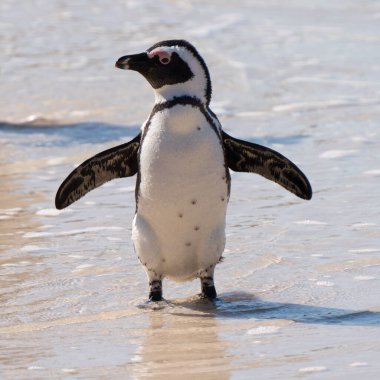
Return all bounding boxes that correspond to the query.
[55,40,312,302]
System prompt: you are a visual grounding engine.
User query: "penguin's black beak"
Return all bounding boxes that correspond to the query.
[115,52,150,71]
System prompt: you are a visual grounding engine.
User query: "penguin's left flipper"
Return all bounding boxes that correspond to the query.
[55,133,141,210]
[222,131,312,200]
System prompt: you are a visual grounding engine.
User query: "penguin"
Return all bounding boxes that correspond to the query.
[55,40,312,302]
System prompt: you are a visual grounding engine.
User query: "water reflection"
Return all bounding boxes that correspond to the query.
[129,292,380,378]
[131,299,232,379]
[0,168,45,308]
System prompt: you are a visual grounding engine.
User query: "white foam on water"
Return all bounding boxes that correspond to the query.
[349,248,380,254]
[294,220,327,225]
[299,366,327,373]
[349,362,368,367]
[351,223,377,229]
[62,368,77,374]
[47,157,66,166]
[130,355,142,363]
[247,326,281,335]
[319,150,357,159]
[28,366,45,370]
[36,208,65,216]
[106,237,123,241]
[316,281,335,287]
[72,264,94,272]
[39,224,55,230]
[354,276,376,281]
[23,226,124,238]
[21,114,54,124]
[20,260,32,265]
[0,207,23,216]
[363,169,380,176]
[68,255,85,259]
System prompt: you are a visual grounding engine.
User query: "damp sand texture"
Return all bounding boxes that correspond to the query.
[1,1,380,379]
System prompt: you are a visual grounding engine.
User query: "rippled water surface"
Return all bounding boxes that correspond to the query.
[1,0,380,379]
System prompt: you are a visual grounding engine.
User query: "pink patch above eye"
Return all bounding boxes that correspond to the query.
[147,48,171,63]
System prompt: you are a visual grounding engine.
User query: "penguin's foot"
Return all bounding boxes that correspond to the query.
[149,280,162,301]
[200,277,217,299]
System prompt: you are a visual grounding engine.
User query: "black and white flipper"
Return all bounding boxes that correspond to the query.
[55,134,140,210]
[222,131,312,200]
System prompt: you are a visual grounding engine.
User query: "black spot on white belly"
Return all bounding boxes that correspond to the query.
[191,199,197,205]
[194,226,200,231]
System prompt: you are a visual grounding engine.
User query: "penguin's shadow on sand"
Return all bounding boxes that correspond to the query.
[168,292,380,326]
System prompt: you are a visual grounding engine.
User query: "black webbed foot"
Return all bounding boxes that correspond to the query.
[149,280,162,301]
[200,277,217,299]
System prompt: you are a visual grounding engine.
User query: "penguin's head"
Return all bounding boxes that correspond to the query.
[116,40,211,105]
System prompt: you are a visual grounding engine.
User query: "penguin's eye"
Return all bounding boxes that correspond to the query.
[148,48,171,65]
[160,57,170,65]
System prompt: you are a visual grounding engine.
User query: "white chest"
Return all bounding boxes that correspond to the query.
[138,104,227,206]
[132,104,229,280]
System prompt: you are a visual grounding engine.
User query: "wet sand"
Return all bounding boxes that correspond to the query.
[1,0,380,379]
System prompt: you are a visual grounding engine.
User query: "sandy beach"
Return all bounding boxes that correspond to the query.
[1,0,380,378]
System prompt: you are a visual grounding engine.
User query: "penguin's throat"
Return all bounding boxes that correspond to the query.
[153,79,208,105]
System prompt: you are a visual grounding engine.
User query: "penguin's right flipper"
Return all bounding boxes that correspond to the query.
[55,133,141,210]
[222,131,312,200]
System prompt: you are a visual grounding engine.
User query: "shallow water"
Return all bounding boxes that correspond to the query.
[1,0,380,379]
